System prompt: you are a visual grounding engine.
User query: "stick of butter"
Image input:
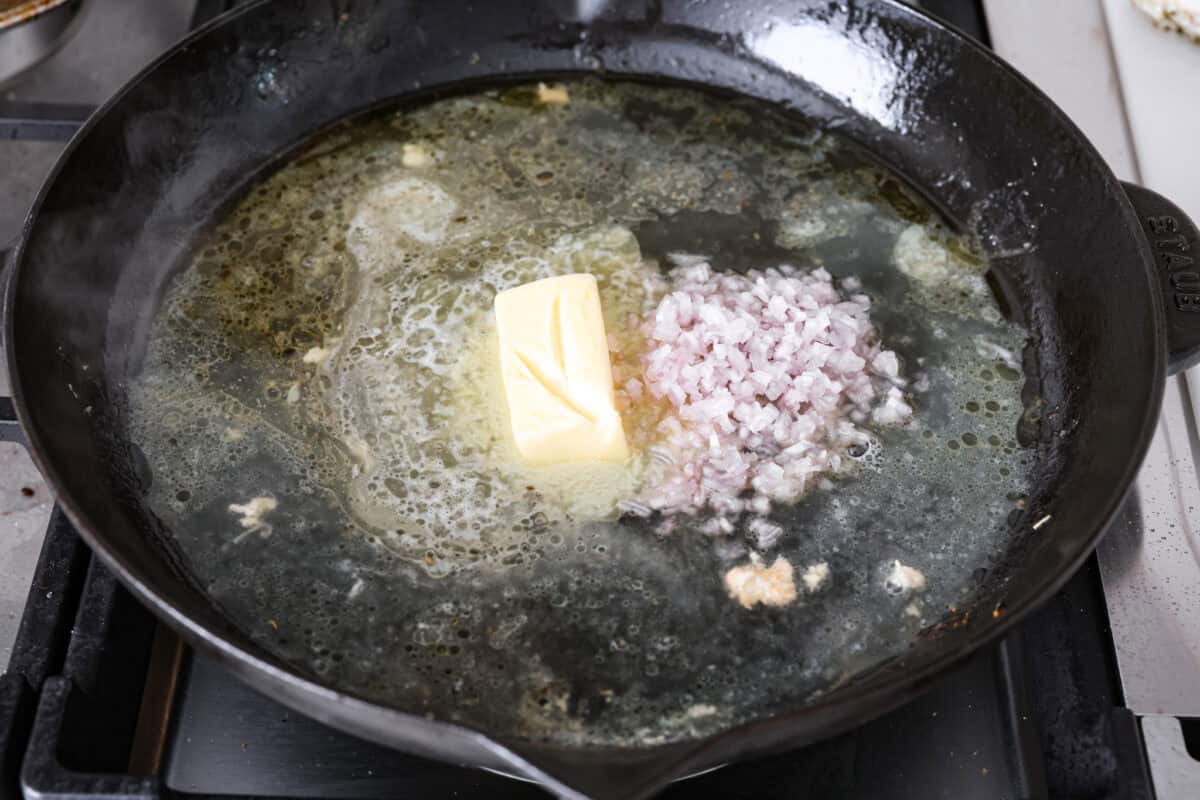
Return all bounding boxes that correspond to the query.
[494,274,628,465]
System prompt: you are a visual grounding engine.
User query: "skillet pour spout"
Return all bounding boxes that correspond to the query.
[5,1,1200,798]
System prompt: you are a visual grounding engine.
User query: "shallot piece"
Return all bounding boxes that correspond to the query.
[630,260,911,519]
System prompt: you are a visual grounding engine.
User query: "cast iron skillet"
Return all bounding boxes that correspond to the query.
[3,1,1200,797]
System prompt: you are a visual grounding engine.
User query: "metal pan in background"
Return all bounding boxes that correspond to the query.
[0,0,83,87]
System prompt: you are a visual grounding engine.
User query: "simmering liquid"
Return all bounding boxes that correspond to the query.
[128,81,1031,746]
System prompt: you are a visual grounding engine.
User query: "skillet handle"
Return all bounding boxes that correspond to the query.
[0,243,27,446]
[1122,182,1200,375]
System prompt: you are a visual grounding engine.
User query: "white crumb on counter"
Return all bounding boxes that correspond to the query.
[1133,0,1200,40]
[401,143,433,168]
[801,562,831,592]
[905,602,922,618]
[884,560,927,595]
[347,578,366,600]
[229,496,277,529]
[724,554,797,609]
[536,82,570,105]
[285,383,301,403]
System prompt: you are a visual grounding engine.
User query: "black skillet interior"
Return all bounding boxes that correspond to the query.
[4,1,1165,797]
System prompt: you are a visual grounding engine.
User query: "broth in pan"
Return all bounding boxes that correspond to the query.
[128,80,1031,746]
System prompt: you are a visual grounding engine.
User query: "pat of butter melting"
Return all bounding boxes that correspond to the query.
[494,274,628,465]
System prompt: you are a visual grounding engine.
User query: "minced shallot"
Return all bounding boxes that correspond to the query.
[625,259,911,523]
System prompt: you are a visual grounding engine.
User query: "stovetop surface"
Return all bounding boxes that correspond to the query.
[1,1,1198,798]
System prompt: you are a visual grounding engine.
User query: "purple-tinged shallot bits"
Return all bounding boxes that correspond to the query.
[621,258,911,526]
